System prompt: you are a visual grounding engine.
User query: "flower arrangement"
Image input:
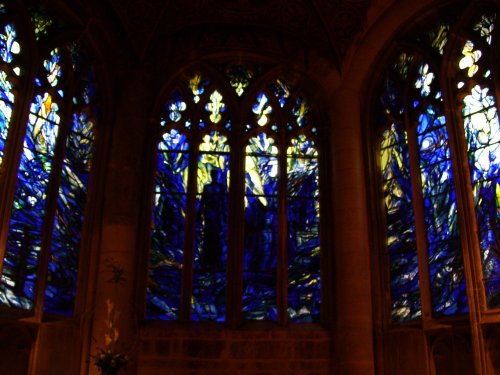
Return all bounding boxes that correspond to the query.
[94,350,128,374]
[93,299,129,374]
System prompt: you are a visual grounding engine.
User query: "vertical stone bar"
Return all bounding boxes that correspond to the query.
[330,87,375,375]
[87,68,151,374]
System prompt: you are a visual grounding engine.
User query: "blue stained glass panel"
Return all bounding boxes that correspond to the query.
[253,93,272,127]
[243,134,279,320]
[168,100,186,122]
[44,49,62,87]
[0,22,17,165]
[462,84,500,307]
[0,95,60,309]
[29,93,60,146]
[243,196,278,321]
[414,74,467,316]
[0,70,14,163]
[380,122,421,321]
[287,136,320,322]
[147,130,189,320]
[414,64,435,97]
[0,24,20,64]
[292,97,309,128]
[192,132,229,321]
[287,194,320,323]
[271,79,290,108]
[44,112,95,315]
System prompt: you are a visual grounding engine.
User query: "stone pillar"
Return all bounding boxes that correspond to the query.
[87,67,151,375]
[330,87,375,375]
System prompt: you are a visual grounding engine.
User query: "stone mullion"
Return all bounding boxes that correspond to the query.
[277,120,289,326]
[179,128,200,322]
[402,82,435,326]
[225,120,245,327]
[440,31,490,374]
[331,87,375,375]
[87,67,150,375]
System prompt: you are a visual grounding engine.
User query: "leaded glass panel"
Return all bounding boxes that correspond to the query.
[0,69,13,164]
[287,135,320,323]
[379,74,421,322]
[0,23,20,64]
[193,131,229,321]
[0,6,98,319]
[189,74,209,104]
[379,7,500,324]
[253,93,272,127]
[205,91,225,124]
[151,70,321,324]
[381,122,421,321]
[0,22,19,164]
[147,129,189,320]
[415,103,467,316]
[243,133,279,320]
[272,79,290,108]
[461,84,500,307]
[410,58,468,316]
[44,106,95,315]
[451,10,500,308]
[1,88,61,309]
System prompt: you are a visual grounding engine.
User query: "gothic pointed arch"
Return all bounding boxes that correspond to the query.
[0,0,102,319]
[143,60,326,325]
[370,1,500,373]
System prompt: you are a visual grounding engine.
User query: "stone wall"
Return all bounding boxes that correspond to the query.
[138,325,333,375]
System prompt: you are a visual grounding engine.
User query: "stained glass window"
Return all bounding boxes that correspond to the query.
[0,22,20,164]
[381,121,421,321]
[44,47,96,315]
[2,48,63,309]
[287,135,320,322]
[0,5,97,316]
[377,6,500,322]
[147,129,189,320]
[413,63,467,317]
[148,68,322,324]
[455,12,500,308]
[193,131,230,321]
[244,133,279,321]
[148,73,232,322]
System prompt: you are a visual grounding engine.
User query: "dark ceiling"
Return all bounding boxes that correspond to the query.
[100,0,372,66]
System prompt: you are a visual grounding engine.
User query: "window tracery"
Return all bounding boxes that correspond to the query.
[147,66,322,324]
[0,3,97,316]
[376,3,500,322]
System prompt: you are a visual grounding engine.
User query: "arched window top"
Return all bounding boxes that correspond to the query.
[158,64,319,145]
[147,62,323,324]
[0,1,100,317]
[374,3,500,323]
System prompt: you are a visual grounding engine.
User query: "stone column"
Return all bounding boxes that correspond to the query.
[330,87,375,375]
[87,67,151,375]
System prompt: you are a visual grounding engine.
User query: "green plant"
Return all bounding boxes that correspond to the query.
[92,299,129,373]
